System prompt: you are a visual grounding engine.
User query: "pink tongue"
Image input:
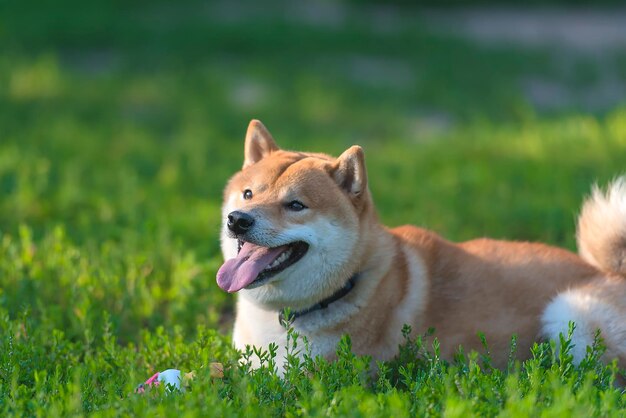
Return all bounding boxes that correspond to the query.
[217,242,288,293]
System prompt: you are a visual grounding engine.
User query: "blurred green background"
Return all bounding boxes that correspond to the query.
[1,0,626,344]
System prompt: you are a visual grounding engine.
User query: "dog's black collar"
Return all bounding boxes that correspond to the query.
[279,274,358,326]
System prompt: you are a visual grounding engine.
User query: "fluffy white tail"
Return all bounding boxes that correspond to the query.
[577,176,626,277]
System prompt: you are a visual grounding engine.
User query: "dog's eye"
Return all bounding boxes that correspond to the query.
[243,189,253,200]
[286,200,307,212]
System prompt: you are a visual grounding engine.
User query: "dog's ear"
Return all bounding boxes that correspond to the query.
[331,145,367,198]
[243,120,279,169]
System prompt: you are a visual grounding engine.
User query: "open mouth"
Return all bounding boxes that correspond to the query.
[239,239,309,288]
[216,239,309,293]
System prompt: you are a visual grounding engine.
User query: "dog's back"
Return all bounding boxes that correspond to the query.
[394,225,600,365]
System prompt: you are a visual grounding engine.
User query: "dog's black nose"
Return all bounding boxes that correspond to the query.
[227,211,255,235]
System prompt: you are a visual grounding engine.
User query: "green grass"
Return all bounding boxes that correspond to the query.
[1,0,626,415]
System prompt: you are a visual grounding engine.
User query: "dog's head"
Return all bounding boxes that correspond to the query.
[217,120,372,310]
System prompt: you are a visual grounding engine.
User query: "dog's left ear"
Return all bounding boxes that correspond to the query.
[244,120,279,169]
[331,145,367,199]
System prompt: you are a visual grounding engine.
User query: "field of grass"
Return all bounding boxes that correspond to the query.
[2,0,626,415]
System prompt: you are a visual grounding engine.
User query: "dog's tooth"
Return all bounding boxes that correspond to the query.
[266,249,292,270]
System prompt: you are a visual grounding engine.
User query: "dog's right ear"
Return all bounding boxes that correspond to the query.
[243,120,279,169]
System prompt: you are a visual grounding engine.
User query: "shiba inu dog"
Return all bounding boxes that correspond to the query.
[217,120,626,370]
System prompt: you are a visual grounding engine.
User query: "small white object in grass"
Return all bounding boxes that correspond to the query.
[158,369,182,391]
